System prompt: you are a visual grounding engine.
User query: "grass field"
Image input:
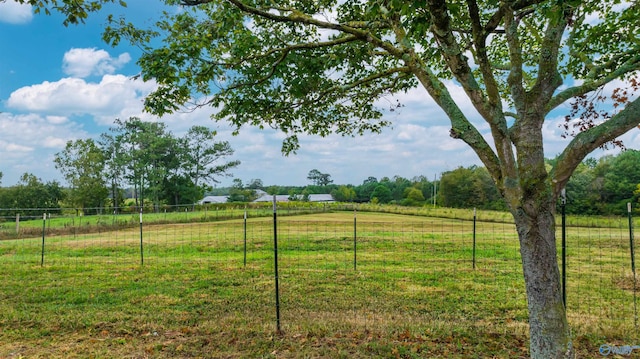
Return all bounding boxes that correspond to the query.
[0,209,638,358]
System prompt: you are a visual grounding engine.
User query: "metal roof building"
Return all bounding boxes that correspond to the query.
[199,192,334,204]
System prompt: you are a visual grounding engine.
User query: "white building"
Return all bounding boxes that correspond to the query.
[199,190,334,204]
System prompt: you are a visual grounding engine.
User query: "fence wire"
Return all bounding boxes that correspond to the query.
[0,204,637,353]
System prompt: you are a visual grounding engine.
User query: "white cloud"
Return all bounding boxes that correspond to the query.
[0,112,88,184]
[62,48,131,78]
[2,35,637,188]
[6,74,156,121]
[46,116,69,125]
[0,1,33,24]
[43,136,68,148]
[1,141,32,152]
[0,113,82,149]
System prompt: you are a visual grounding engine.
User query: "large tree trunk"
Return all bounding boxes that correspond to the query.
[514,193,573,358]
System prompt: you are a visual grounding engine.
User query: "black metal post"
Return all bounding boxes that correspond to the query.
[354,209,357,271]
[41,213,46,266]
[244,208,247,267]
[561,189,567,308]
[472,208,477,270]
[629,203,636,274]
[629,203,638,333]
[139,209,144,266]
[272,196,281,332]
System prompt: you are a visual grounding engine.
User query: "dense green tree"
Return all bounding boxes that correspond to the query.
[303,184,338,194]
[370,185,392,204]
[110,118,179,210]
[227,179,258,202]
[49,121,240,209]
[9,0,122,26]
[390,176,412,202]
[181,126,241,189]
[246,178,264,190]
[34,0,640,355]
[109,118,148,208]
[602,150,640,212]
[331,185,356,202]
[440,166,505,210]
[300,189,311,202]
[440,167,475,208]
[402,187,425,206]
[307,169,333,186]
[143,123,178,211]
[287,189,298,202]
[54,139,109,213]
[562,162,601,215]
[266,185,280,195]
[470,167,506,210]
[98,133,127,212]
[562,152,640,215]
[409,175,433,203]
[355,177,378,203]
[0,173,64,214]
[162,175,202,205]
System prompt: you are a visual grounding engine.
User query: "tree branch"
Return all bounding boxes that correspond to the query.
[404,52,502,185]
[226,49,289,91]
[504,8,525,114]
[552,96,640,197]
[529,5,570,104]
[261,66,412,114]
[466,0,501,106]
[224,0,406,58]
[465,0,520,190]
[546,51,640,114]
[214,35,360,70]
[426,0,494,122]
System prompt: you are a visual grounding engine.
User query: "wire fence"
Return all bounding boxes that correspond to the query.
[0,202,637,353]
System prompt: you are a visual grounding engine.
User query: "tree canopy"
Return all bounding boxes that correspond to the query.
[440,165,506,210]
[0,173,64,216]
[23,0,640,357]
[541,151,640,214]
[102,1,639,356]
[8,0,125,26]
[54,139,109,213]
[52,118,239,210]
[307,169,333,186]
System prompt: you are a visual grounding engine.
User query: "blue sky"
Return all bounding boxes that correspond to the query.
[1,1,638,188]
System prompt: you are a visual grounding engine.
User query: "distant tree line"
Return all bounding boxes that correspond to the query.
[0,117,239,215]
[1,150,639,215]
[216,169,438,206]
[556,150,640,215]
[437,150,640,214]
[438,166,507,211]
[0,174,64,217]
[214,151,640,215]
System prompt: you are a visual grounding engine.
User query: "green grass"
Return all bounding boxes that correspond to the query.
[0,210,638,358]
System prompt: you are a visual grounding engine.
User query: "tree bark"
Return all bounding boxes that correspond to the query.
[514,192,573,358]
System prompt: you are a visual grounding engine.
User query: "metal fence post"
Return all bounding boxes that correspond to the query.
[139,209,144,266]
[472,208,477,270]
[629,203,636,274]
[244,208,247,267]
[354,208,357,271]
[272,196,281,332]
[41,213,46,266]
[561,189,567,308]
[628,203,637,334]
